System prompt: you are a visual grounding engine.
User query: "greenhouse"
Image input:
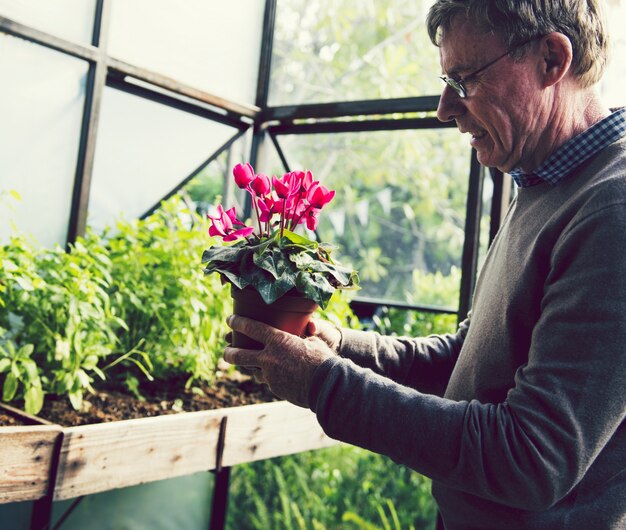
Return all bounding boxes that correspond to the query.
[1,1,626,529]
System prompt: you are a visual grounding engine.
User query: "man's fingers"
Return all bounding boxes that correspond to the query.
[227,314,275,343]
[223,345,262,368]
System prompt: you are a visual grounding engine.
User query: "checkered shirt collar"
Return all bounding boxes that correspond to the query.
[510,107,626,188]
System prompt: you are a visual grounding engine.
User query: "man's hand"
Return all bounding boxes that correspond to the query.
[306,318,342,353]
[223,315,336,408]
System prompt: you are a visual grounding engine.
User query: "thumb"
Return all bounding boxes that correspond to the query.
[305,319,318,337]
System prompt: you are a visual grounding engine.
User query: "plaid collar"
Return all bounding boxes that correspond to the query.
[510,107,626,188]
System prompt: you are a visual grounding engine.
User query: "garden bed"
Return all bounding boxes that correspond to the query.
[0,372,338,503]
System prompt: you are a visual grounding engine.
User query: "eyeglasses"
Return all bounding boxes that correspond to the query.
[439,37,538,99]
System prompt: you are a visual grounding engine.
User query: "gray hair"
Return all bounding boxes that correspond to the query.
[426,0,610,87]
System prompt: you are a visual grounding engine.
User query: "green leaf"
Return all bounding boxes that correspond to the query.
[2,372,18,401]
[21,359,38,381]
[82,355,99,370]
[24,385,44,415]
[14,276,34,291]
[255,272,297,305]
[68,390,83,411]
[2,259,18,272]
[296,272,335,309]
[253,247,293,280]
[0,358,10,373]
[18,343,34,358]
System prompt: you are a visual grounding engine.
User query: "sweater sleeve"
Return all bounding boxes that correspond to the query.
[335,318,469,396]
[309,203,626,511]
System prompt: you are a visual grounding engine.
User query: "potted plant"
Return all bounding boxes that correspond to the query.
[201,163,359,348]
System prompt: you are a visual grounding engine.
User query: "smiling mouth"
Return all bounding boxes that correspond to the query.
[470,130,487,140]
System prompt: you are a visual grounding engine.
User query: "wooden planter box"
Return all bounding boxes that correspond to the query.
[0,403,63,504]
[1,400,338,503]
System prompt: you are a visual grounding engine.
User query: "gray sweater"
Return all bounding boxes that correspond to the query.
[309,137,626,529]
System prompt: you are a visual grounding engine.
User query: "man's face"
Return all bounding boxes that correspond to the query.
[436,16,545,173]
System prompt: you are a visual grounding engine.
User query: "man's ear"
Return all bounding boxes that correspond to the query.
[540,32,573,87]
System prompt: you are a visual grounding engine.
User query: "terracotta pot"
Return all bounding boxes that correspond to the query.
[230,287,318,349]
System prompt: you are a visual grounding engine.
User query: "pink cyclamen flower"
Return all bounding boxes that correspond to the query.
[233,163,255,189]
[307,183,336,209]
[251,173,271,196]
[257,196,274,223]
[301,170,314,192]
[208,205,254,241]
[272,173,299,199]
[305,208,320,231]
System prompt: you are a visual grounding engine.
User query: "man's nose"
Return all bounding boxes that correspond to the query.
[436,84,464,123]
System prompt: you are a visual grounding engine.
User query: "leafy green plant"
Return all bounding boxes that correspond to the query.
[0,334,43,414]
[228,445,437,530]
[0,230,134,411]
[0,197,230,410]
[105,199,232,388]
[369,267,461,337]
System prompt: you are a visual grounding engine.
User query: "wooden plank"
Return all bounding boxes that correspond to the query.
[0,402,55,426]
[52,401,338,501]
[221,401,339,467]
[0,425,62,503]
[53,410,225,500]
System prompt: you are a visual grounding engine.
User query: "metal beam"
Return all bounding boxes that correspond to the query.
[255,0,277,109]
[458,149,484,320]
[106,75,250,131]
[66,0,110,246]
[488,168,513,246]
[262,95,441,121]
[139,128,249,220]
[0,15,99,61]
[107,58,260,121]
[266,116,454,135]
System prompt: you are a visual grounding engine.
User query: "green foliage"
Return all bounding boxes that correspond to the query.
[203,229,359,309]
[0,197,234,411]
[270,0,441,105]
[371,267,461,337]
[0,231,124,412]
[105,199,231,386]
[261,0,472,308]
[228,446,437,530]
[0,336,43,414]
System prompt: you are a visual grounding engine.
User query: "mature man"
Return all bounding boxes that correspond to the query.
[224,1,626,528]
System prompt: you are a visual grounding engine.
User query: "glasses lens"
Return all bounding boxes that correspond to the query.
[440,76,465,98]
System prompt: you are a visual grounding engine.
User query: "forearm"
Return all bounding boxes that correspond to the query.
[337,318,468,395]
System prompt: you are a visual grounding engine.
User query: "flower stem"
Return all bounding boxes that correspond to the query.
[280,200,286,238]
[291,204,312,229]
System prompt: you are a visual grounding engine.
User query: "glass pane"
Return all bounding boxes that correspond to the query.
[0,0,96,44]
[88,87,241,233]
[262,128,470,308]
[182,134,252,217]
[108,0,264,105]
[602,0,626,108]
[0,35,88,248]
[51,472,213,530]
[270,0,440,105]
